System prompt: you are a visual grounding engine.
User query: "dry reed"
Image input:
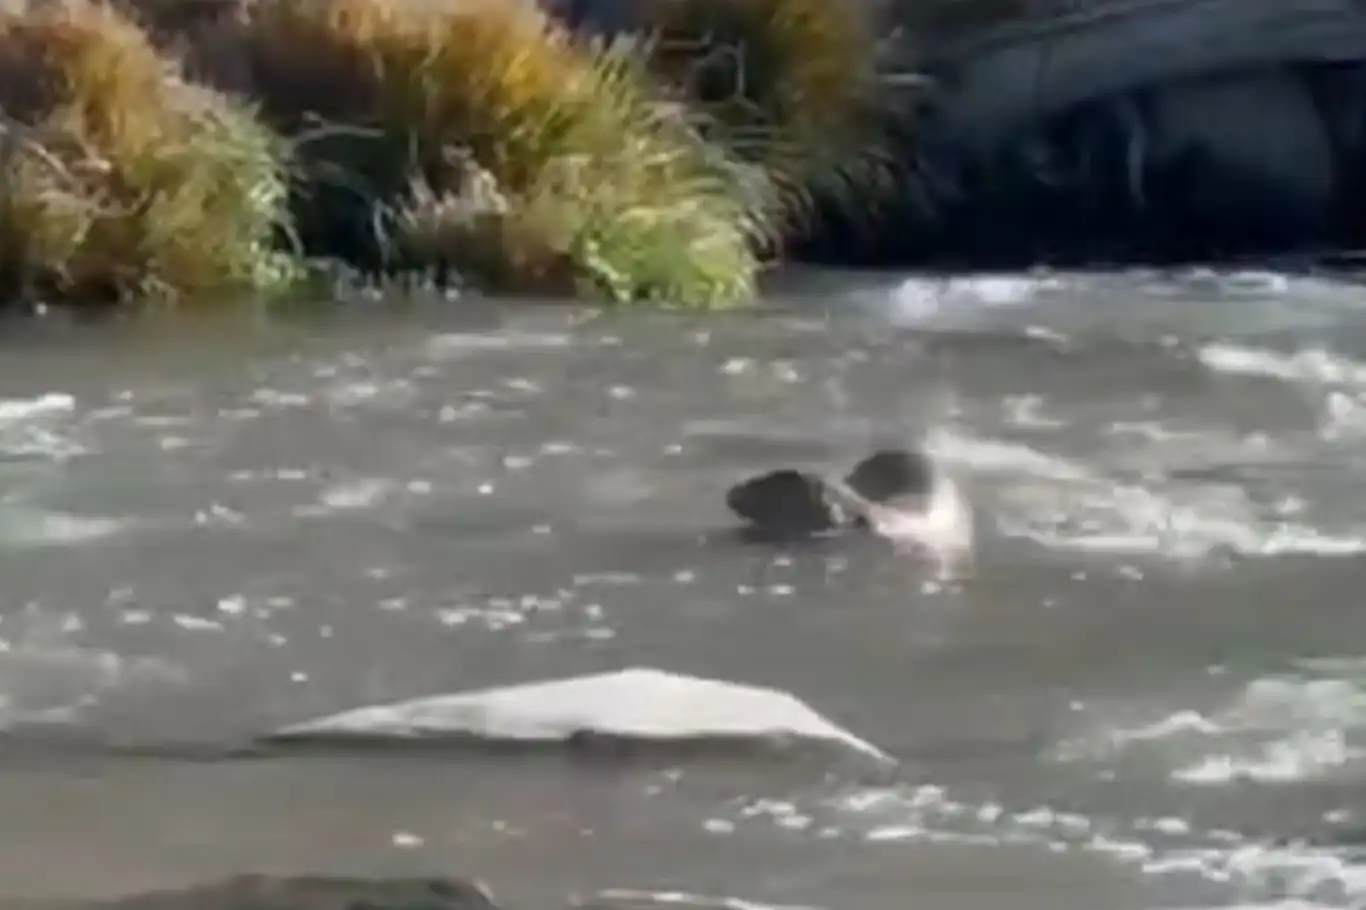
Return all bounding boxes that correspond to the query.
[0,0,296,308]
[640,0,897,239]
[223,0,776,306]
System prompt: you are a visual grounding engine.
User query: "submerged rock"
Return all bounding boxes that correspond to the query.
[88,875,498,910]
[265,668,893,764]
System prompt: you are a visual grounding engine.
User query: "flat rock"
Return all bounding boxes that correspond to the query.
[83,876,498,910]
[264,668,892,765]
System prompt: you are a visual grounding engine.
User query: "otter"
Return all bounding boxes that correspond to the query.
[726,448,973,561]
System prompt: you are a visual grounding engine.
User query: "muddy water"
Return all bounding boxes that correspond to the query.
[4,269,1366,910]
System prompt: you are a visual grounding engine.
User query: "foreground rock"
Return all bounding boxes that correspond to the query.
[86,875,498,910]
[264,668,892,765]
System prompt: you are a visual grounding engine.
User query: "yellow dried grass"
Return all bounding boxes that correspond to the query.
[230,0,776,306]
[642,0,894,234]
[0,0,296,308]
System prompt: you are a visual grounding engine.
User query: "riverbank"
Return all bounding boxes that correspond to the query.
[9,0,1366,314]
[0,0,890,312]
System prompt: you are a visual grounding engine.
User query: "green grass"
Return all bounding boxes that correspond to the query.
[0,0,298,309]
[220,0,779,307]
[0,0,913,311]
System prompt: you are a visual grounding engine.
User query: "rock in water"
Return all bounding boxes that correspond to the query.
[265,668,893,765]
[89,875,498,910]
[795,0,1366,267]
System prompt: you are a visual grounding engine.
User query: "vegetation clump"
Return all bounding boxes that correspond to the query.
[639,0,897,240]
[0,0,916,312]
[220,0,778,306]
[0,0,297,309]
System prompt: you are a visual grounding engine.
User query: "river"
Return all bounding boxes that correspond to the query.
[3,267,1366,910]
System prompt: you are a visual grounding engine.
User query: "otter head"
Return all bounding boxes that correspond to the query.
[847,447,974,569]
[725,468,849,539]
[724,447,972,569]
[843,448,936,507]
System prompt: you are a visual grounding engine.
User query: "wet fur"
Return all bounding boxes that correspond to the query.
[726,448,938,538]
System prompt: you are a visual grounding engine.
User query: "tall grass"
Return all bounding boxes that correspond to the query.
[642,0,898,240]
[0,0,297,308]
[222,0,777,306]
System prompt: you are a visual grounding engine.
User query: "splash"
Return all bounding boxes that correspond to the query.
[1053,668,1366,785]
[927,427,1366,560]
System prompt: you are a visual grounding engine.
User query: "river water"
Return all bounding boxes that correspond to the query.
[4,268,1366,910]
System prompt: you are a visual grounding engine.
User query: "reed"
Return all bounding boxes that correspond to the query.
[0,0,297,309]
[227,0,776,306]
[642,0,897,239]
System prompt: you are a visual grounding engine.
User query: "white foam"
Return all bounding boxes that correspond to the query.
[0,505,126,548]
[1198,343,1366,444]
[877,276,1051,326]
[927,426,1366,559]
[709,774,1366,909]
[795,783,1366,910]
[1157,903,1343,910]
[1146,843,1366,909]
[1174,730,1354,785]
[317,478,394,511]
[0,392,83,463]
[293,478,406,518]
[0,393,74,424]
[1197,345,1366,388]
[1055,672,1366,784]
[818,784,1104,851]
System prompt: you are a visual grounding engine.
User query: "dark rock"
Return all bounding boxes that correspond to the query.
[794,0,1366,267]
[1305,60,1366,240]
[552,0,1366,267]
[1130,66,1337,259]
[918,0,1366,154]
[87,876,499,910]
[796,61,1350,267]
